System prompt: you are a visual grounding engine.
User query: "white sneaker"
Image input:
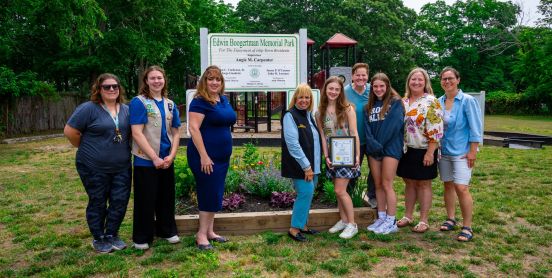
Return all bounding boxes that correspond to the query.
[367,218,386,232]
[339,223,358,239]
[375,220,399,235]
[164,235,180,244]
[328,220,348,234]
[133,242,149,250]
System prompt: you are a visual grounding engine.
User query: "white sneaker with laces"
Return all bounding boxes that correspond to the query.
[375,219,398,235]
[133,242,149,250]
[164,235,180,244]
[367,217,386,232]
[339,223,358,239]
[328,220,348,234]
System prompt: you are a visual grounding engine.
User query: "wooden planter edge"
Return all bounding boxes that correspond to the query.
[176,207,376,235]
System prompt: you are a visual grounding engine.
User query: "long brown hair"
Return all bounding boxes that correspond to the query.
[317,76,350,129]
[365,72,401,119]
[139,65,168,99]
[90,73,126,104]
[196,65,225,105]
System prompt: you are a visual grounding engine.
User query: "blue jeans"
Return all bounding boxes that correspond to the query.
[76,162,131,240]
[291,175,318,229]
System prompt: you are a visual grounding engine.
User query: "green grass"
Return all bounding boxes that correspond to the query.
[0,136,551,277]
[485,115,552,135]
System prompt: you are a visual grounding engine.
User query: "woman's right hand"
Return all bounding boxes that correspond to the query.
[325,157,333,170]
[304,167,314,181]
[201,155,214,175]
[153,157,165,169]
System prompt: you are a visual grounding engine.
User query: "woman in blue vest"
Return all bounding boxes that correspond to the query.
[281,83,321,242]
[188,65,236,250]
[130,65,181,250]
[438,67,482,242]
[364,73,405,235]
[64,73,131,253]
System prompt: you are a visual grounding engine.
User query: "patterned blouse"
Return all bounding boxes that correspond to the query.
[403,93,444,149]
[318,112,350,139]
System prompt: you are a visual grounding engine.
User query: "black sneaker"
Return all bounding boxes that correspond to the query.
[92,237,113,254]
[105,235,127,250]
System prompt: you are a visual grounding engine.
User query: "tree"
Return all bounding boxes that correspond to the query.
[164,0,246,102]
[414,0,521,94]
[236,0,417,90]
[538,0,552,27]
[0,0,104,93]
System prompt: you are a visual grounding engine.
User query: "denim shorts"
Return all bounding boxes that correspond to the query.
[438,155,473,185]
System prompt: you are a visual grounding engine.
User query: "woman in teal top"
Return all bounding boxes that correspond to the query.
[437,67,482,242]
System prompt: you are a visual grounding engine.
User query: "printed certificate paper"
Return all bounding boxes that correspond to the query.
[329,136,356,167]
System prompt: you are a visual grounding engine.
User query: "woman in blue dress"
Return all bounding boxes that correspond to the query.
[188,65,236,250]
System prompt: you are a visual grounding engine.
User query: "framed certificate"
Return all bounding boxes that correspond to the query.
[329,136,356,167]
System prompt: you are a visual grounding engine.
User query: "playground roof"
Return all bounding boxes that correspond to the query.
[307,38,315,46]
[320,33,357,49]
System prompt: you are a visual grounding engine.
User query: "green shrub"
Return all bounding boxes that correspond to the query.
[485,91,546,115]
[242,142,262,170]
[174,156,195,199]
[321,180,337,204]
[350,176,367,207]
[0,67,55,97]
[224,167,243,194]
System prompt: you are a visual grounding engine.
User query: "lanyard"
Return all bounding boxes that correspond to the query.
[101,103,123,143]
[101,103,119,130]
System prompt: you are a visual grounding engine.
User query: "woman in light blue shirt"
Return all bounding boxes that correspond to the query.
[437,67,482,242]
[281,83,321,242]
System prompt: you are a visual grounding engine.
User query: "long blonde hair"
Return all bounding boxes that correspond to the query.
[404,67,433,98]
[288,83,314,111]
[196,65,225,105]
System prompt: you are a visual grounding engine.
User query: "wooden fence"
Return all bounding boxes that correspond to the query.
[1,93,86,137]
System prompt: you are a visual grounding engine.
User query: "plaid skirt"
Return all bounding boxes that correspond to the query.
[326,166,361,179]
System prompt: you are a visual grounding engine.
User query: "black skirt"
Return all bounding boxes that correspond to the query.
[397,147,438,180]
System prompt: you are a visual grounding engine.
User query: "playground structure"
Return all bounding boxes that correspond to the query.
[229,91,286,133]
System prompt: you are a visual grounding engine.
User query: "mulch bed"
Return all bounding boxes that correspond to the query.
[176,192,336,215]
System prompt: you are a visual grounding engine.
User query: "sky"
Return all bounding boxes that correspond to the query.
[222,0,542,26]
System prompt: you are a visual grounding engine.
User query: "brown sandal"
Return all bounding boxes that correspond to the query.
[397,217,413,228]
[411,221,429,233]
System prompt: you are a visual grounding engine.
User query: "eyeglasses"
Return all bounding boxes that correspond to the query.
[441,77,456,82]
[101,84,120,90]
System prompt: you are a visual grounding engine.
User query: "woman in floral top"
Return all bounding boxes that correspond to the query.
[396,68,444,233]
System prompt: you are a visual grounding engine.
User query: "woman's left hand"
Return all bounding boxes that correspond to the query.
[463,152,477,168]
[423,152,434,167]
[355,156,360,170]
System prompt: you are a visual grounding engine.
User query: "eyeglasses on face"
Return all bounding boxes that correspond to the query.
[101,84,120,90]
[441,77,456,82]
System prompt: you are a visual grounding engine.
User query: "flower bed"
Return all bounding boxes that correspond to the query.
[174,143,375,235]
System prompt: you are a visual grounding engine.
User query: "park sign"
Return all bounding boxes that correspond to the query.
[207,33,299,91]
